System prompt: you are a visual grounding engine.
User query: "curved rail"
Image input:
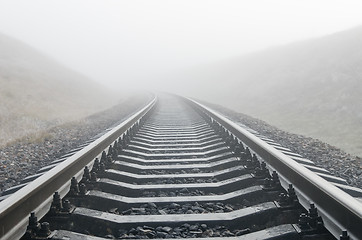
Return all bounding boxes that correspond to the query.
[187,98,362,240]
[0,97,156,240]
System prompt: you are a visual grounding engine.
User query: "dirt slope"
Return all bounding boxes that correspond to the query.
[0,33,119,145]
[162,26,362,157]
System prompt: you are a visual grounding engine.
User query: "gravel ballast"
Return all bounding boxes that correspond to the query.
[1,98,361,194]
[115,201,245,215]
[204,102,362,189]
[117,223,252,239]
[0,94,152,193]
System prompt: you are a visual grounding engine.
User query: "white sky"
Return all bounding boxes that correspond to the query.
[0,0,362,90]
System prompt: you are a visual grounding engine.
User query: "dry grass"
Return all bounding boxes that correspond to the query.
[0,33,121,147]
[160,27,362,158]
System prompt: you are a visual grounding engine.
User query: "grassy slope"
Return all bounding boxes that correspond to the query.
[166,27,362,157]
[0,33,119,145]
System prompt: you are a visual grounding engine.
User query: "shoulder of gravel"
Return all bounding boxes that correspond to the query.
[0,94,153,193]
[199,100,361,189]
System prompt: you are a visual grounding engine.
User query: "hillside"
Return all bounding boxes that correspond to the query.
[0,33,119,145]
[162,26,362,157]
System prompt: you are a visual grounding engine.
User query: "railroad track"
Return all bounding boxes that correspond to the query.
[0,94,361,240]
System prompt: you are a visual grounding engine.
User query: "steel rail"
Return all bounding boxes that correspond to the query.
[187,98,362,240]
[0,97,156,240]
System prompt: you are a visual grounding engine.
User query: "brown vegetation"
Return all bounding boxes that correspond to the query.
[162,26,362,157]
[0,33,120,146]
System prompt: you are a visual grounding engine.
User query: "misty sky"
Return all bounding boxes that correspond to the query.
[1,0,362,90]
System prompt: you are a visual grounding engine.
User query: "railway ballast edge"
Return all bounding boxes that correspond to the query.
[0,96,157,240]
[186,97,362,240]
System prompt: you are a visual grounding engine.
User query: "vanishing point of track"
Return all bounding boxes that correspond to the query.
[0,94,361,240]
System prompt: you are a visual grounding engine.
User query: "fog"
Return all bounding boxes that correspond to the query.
[0,1,362,161]
[1,0,362,93]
